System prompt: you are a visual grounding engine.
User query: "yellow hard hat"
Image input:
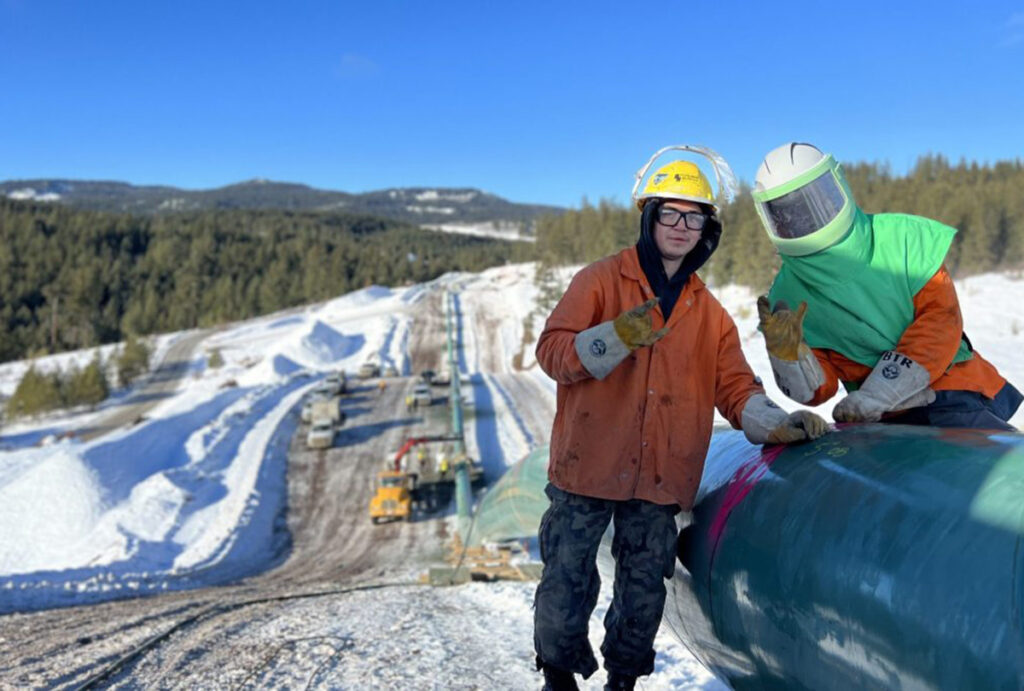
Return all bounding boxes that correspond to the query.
[636,160,716,210]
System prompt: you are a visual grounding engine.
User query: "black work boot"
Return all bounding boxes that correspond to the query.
[541,664,579,691]
[605,670,637,690]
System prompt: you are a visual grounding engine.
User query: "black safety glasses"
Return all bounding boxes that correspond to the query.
[657,206,708,231]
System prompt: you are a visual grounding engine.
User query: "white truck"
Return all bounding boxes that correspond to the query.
[306,421,335,449]
[358,361,380,379]
[310,397,345,426]
[324,371,347,395]
[412,383,433,407]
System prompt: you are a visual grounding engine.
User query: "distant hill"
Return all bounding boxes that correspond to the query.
[0,179,563,231]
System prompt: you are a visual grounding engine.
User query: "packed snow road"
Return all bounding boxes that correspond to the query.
[0,279,556,689]
[79,329,215,443]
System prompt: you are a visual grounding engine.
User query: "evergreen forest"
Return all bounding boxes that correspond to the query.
[0,201,532,364]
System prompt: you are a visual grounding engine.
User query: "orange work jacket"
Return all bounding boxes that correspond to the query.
[536,247,764,510]
[808,266,1006,405]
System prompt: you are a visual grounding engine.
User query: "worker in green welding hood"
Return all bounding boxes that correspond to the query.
[753,142,1021,430]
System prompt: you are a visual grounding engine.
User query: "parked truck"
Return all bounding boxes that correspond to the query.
[324,371,347,395]
[368,435,469,523]
[358,361,380,379]
[368,470,414,523]
[306,420,335,449]
[311,396,345,426]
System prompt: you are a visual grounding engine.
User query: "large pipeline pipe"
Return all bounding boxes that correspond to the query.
[671,424,1024,690]
[475,425,1024,689]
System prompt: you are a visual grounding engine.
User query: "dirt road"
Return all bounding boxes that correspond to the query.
[80,330,213,442]
[0,283,552,688]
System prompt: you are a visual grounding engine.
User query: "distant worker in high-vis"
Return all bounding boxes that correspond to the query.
[753,142,1022,429]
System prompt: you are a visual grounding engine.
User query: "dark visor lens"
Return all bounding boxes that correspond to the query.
[759,171,845,239]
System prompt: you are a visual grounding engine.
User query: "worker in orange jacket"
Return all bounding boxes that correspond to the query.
[533,147,830,691]
[752,142,1021,429]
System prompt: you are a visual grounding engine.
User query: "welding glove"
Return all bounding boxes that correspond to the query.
[613,297,669,350]
[757,296,825,404]
[741,393,830,445]
[575,297,669,381]
[833,350,936,423]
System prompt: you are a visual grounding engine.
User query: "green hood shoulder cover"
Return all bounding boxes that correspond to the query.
[769,209,972,371]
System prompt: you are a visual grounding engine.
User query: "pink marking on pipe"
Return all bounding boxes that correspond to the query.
[708,444,787,555]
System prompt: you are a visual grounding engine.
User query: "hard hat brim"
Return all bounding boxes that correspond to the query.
[636,192,719,213]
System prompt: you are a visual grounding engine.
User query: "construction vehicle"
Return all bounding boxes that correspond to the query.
[324,371,347,395]
[306,421,335,449]
[369,470,415,523]
[412,383,432,407]
[369,434,477,523]
[300,398,321,424]
[311,396,345,426]
[358,361,380,378]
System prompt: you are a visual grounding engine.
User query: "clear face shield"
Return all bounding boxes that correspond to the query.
[757,169,847,240]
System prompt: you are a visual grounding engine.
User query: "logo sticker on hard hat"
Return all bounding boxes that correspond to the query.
[882,364,900,380]
[590,339,607,357]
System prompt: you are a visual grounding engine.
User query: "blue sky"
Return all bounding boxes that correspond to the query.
[1,1,1022,207]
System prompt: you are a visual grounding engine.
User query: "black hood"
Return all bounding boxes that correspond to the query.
[635,201,722,319]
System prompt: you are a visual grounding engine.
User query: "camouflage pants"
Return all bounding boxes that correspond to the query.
[533,483,680,679]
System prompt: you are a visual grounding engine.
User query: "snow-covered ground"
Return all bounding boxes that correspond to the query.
[421,220,536,242]
[1,263,1022,688]
[0,285,416,608]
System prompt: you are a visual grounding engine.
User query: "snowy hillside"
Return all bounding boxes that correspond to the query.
[1,265,1022,688]
[422,220,535,242]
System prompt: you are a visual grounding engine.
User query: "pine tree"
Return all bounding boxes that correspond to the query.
[117,335,151,388]
[207,348,224,368]
[7,364,63,417]
[66,352,109,408]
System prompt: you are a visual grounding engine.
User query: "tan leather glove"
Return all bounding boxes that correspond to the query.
[767,410,831,444]
[757,296,809,361]
[613,297,669,350]
[741,393,831,445]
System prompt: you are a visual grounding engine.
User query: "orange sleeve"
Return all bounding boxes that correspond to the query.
[807,349,843,405]
[896,266,963,384]
[535,267,606,385]
[714,309,766,428]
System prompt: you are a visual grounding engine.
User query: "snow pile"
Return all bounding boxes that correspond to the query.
[0,446,104,573]
[272,354,303,376]
[172,384,308,571]
[299,321,363,364]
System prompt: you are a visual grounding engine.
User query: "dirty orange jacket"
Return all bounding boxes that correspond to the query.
[536,247,765,510]
[808,266,1006,405]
